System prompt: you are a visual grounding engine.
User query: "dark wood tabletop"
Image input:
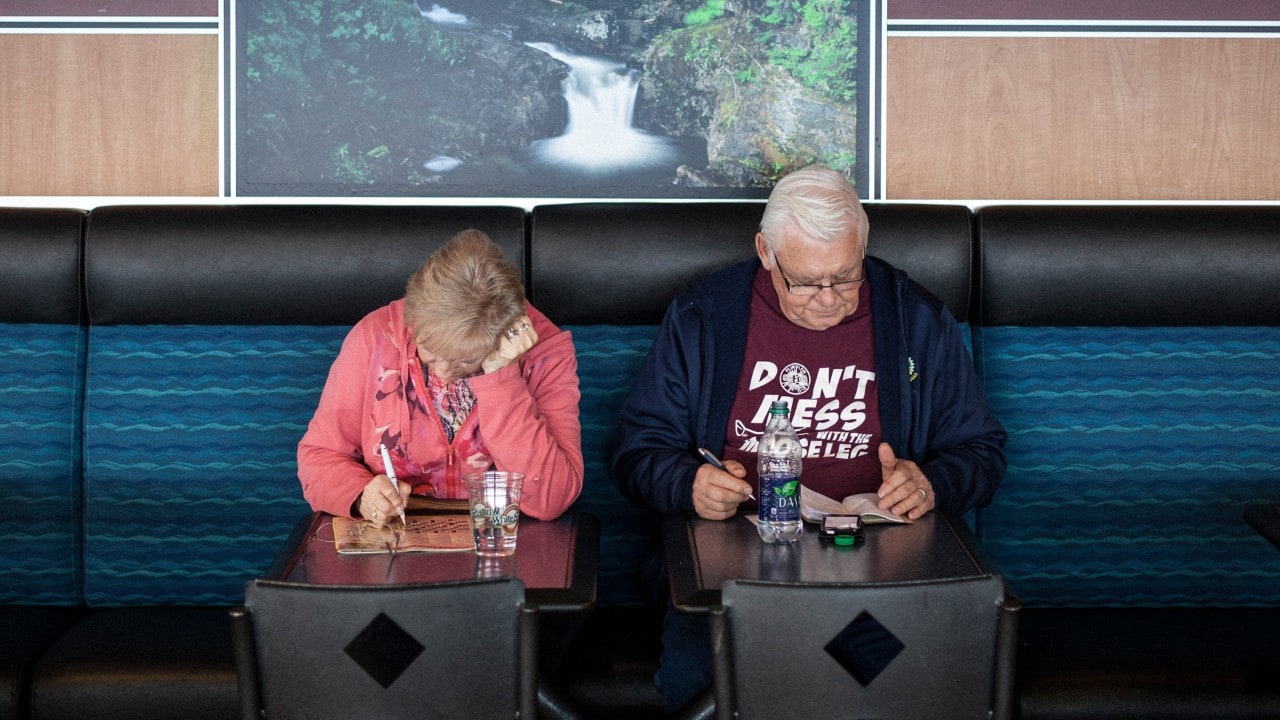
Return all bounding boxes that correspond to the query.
[265,510,599,613]
[664,511,1001,612]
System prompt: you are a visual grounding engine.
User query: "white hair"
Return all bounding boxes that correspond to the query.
[759,166,869,253]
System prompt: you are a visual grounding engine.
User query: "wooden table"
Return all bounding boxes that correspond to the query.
[664,510,1003,612]
[267,510,598,613]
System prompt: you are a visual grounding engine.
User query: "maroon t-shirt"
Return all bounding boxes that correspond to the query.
[721,268,883,500]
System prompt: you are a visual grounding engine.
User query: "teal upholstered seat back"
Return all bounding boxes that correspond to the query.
[82,325,338,605]
[0,324,84,605]
[565,325,660,605]
[81,204,528,606]
[0,208,86,606]
[975,204,1280,607]
[531,202,978,607]
[978,325,1280,606]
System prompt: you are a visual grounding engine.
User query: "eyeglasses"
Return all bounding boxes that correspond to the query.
[772,254,865,297]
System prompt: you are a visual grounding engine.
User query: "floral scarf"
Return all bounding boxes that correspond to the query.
[368,301,491,500]
[426,371,477,443]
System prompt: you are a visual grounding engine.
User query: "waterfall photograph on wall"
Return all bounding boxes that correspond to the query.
[233,0,874,198]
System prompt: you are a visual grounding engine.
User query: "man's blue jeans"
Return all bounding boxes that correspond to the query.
[655,602,713,715]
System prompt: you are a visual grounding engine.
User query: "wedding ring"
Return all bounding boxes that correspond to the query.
[371,508,380,519]
[917,488,928,501]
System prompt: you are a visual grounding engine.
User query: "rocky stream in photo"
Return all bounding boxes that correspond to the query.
[238,0,863,195]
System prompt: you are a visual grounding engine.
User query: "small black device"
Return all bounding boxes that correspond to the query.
[820,515,864,545]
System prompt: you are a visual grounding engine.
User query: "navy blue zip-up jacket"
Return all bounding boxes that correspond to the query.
[611,255,1006,516]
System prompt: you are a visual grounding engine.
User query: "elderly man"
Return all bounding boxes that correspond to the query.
[612,165,1006,713]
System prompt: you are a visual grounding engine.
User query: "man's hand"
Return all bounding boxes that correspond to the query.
[692,458,752,520]
[876,443,934,520]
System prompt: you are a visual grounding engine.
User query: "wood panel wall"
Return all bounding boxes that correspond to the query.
[0,20,1276,201]
[0,1,216,15]
[0,34,218,196]
[886,36,1280,200]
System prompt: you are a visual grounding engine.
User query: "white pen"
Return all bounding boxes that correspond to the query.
[698,447,757,502]
[378,443,407,524]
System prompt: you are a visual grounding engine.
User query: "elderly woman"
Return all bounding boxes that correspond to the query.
[298,228,583,525]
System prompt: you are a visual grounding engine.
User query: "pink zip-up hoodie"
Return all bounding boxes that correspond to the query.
[298,299,583,521]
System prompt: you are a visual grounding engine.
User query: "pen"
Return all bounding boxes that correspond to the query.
[698,447,756,502]
[378,443,407,524]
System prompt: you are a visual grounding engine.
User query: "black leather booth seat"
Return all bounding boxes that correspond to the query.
[529,201,975,324]
[6,201,1278,720]
[977,205,1280,327]
[31,609,239,720]
[1,608,79,720]
[528,200,980,717]
[0,208,86,720]
[83,204,527,327]
[24,205,529,720]
[977,205,1280,720]
[1019,608,1280,720]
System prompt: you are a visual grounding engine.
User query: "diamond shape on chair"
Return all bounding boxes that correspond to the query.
[343,612,425,688]
[824,610,905,686]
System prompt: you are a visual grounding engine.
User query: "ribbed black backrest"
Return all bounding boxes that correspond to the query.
[863,204,974,322]
[0,207,86,606]
[529,202,763,325]
[85,204,528,326]
[0,208,85,324]
[530,202,974,325]
[977,205,1280,327]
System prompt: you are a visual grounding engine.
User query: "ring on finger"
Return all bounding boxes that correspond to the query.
[917,487,927,502]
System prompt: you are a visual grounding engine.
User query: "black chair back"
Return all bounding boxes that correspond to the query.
[711,575,1016,720]
[231,577,536,720]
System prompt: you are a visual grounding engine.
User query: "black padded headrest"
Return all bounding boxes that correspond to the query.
[85,205,527,326]
[530,202,974,325]
[0,208,85,324]
[977,205,1280,326]
[863,204,973,322]
[529,202,763,325]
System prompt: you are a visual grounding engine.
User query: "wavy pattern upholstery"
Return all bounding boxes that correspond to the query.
[77,204,528,608]
[532,201,977,611]
[82,325,337,605]
[565,325,660,605]
[978,326,1280,606]
[0,324,83,605]
[0,207,84,610]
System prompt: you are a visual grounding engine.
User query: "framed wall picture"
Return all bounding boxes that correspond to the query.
[231,0,877,199]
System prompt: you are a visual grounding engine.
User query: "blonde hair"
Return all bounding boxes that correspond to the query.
[403,229,525,360]
[759,165,869,253]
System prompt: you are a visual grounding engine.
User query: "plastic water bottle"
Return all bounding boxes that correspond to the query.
[757,400,803,544]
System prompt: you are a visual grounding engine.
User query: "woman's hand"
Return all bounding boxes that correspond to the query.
[482,315,538,375]
[357,474,410,528]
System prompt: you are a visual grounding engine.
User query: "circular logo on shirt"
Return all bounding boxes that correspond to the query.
[779,363,811,395]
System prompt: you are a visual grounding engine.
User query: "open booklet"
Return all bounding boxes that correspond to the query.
[331,514,474,554]
[799,485,911,524]
[406,495,469,513]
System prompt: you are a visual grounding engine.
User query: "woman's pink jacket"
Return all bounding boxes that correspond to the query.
[297,299,583,520]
